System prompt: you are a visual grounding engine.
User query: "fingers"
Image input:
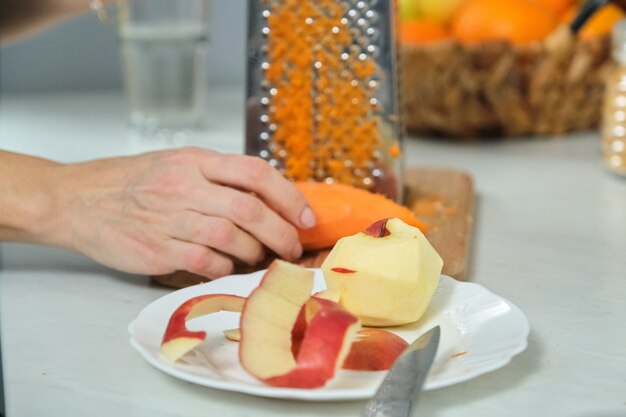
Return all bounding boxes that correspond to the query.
[164,239,234,279]
[193,183,303,261]
[200,154,317,230]
[168,211,264,266]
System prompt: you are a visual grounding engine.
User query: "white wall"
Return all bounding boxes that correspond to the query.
[0,0,247,93]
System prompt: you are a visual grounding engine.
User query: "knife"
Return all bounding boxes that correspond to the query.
[361,326,441,417]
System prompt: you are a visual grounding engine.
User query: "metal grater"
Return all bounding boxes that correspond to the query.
[245,0,403,201]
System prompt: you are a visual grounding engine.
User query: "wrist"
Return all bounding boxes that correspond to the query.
[32,162,74,249]
[0,152,66,246]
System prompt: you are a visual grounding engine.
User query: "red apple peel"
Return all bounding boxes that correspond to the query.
[239,260,360,389]
[363,218,391,238]
[160,294,246,362]
[342,329,409,371]
[264,298,360,388]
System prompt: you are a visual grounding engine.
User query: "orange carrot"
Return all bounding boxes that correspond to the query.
[295,182,428,251]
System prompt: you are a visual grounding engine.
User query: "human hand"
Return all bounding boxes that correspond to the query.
[49,148,316,279]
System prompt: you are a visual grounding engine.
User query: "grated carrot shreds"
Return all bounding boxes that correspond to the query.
[263,0,392,190]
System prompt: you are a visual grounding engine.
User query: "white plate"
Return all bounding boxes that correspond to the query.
[128,269,529,401]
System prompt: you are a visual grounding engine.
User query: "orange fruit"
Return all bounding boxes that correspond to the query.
[451,0,559,45]
[560,4,578,24]
[566,4,626,39]
[400,19,449,45]
[530,0,573,16]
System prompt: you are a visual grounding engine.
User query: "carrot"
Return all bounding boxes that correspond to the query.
[295,182,428,251]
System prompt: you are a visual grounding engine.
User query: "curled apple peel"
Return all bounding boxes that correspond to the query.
[238,260,315,380]
[223,326,408,372]
[160,294,246,362]
[160,260,418,389]
[239,260,361,388]
[222,291,343,354]
[263,297,360,388]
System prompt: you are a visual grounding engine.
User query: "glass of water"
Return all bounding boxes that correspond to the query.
[118,0,210,140]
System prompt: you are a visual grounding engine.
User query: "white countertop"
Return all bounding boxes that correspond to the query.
[1,88,625,417]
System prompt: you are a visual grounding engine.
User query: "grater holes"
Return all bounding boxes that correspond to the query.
[365,10,377,20]
[366,45,379,57]
[255,0,387,189]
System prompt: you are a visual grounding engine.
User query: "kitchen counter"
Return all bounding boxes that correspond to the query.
[1,88,625,417]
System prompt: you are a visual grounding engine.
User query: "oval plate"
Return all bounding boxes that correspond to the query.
[128,269,529,401]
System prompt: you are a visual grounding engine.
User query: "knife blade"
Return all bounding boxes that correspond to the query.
[361,326,441,417]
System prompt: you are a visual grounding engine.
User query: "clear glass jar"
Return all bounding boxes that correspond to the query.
[601,20,626,177]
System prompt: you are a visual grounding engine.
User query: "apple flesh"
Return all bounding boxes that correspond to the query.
[321,217,443,327]
[160,294,246,362]
[342,329,409,371]
[239,260,360,388]
[223,328,241,342]
[312,289,341,303]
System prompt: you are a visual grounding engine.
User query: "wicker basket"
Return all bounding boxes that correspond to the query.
[400,36,613,138]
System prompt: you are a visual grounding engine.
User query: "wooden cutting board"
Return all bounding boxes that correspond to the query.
[152,168,474,289]
[404,168,474,280]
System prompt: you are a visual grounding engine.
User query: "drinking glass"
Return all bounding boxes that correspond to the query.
[118,0,210,140]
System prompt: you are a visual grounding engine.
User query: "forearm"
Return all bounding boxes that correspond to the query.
[0,151,65,245]
[0,148,310,278]
[0,0,92,44]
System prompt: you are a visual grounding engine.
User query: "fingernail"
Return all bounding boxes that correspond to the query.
[299,206,317,229]
[293,243,303,260]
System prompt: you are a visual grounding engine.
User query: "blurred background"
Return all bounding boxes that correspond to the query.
[2,0,625,172]
[1,1,245,93]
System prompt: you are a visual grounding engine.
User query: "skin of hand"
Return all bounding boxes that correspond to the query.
[0,148,316,279]
[0,0,101,45]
